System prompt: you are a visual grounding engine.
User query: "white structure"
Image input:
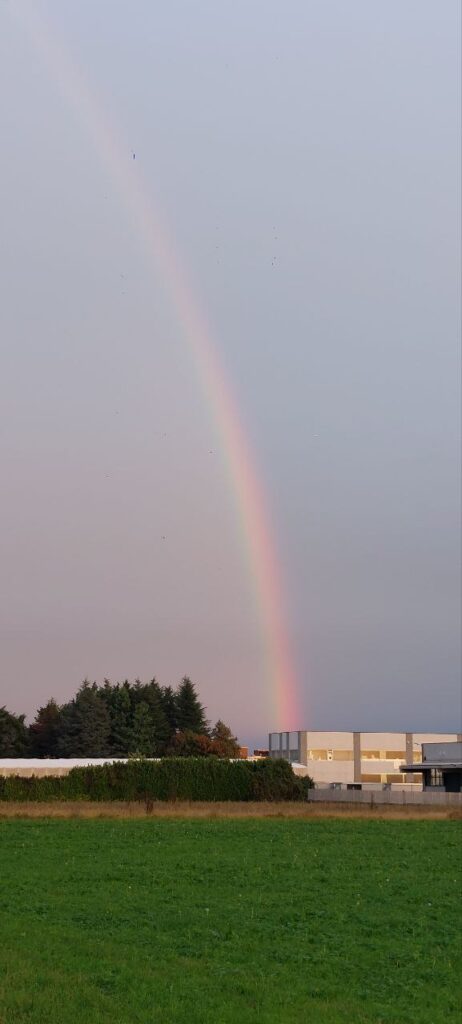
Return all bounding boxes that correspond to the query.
[0,758,128,777]
[268,731,461,789]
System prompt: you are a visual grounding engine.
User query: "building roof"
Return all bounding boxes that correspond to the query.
[401,761,462,773]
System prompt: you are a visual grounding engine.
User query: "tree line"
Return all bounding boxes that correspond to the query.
[0,678,241,759]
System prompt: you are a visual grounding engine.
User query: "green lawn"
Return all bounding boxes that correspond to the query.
[0,819,460,1024]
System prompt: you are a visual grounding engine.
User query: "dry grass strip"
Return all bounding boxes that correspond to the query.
[0,800,460,820]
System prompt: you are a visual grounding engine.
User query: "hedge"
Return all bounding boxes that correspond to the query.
[0,758,312,803]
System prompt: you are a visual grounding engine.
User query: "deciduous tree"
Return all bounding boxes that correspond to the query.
[210,720,241,758]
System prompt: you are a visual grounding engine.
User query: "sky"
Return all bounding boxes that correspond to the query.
[0,0,460,747]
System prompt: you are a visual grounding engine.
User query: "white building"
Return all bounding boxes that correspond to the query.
[268,731,461,789]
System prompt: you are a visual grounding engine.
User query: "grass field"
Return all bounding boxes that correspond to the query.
[0,818,460,1024]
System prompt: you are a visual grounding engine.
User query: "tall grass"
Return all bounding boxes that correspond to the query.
[0,800,458,819]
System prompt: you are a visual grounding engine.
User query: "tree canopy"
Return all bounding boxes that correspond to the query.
[0,707,28,757]
[3,679,241,759]
[175,677,209,735]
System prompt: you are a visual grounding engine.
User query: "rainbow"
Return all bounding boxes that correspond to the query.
[12,2,302,729]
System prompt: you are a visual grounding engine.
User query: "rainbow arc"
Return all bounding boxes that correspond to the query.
[12,2,302,728]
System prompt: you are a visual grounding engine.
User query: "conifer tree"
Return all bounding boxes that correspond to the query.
[160,685,177,739]
[0,707,28,756]
[28,699,61,757]
[131,701,155,755]
[3,675,222,758]
[174,678,209,735]
[100,681,133,756]
[133,680,170,754]
[57,682,111,756]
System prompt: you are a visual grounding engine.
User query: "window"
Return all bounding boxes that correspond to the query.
[429,769,443,787]
[289,734,300,762]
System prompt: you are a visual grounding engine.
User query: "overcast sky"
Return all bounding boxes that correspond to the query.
[1,0,460,746]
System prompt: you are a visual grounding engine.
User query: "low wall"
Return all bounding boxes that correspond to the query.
[307,788,462,806]
[0,759,130,777]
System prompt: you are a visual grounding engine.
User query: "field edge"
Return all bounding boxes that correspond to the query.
[1,799,460,820]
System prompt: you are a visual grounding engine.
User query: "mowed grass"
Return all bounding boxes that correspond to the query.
[0,819,460,1024]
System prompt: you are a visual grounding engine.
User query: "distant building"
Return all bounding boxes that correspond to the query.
[401,741,462,792]
[268,731,461,789]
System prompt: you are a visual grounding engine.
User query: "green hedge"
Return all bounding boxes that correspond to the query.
[0,758,312,803]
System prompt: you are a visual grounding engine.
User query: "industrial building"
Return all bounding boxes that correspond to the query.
[268,731,461,789]
[401,741,462,792]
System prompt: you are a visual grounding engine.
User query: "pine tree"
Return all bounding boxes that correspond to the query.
[55,701,79,757]
[57,682,111,756]
[28,699,61,757]
[160,685,177,739]
[133,680,170,754]
[131,701,155,755]
[0,707,28,756]
[174,678,209,735]
[100,681,133,756]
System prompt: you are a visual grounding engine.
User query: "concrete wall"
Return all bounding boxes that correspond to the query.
[302,732,356,785]
[304,731,354,754]
[307,788,462,807]
[0,758,128,777]
[360,732,407,750]
[290,763,313,778]
[304,759,355,785]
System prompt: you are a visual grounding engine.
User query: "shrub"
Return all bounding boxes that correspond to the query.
[249,758,313,801]
[0,758,313,803]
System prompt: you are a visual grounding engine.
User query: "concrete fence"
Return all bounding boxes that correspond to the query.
[307,788,462,807]
[0,759,129,778]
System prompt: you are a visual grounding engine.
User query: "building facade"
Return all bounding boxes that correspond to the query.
[401,741,462,792]
[268,731,461,788]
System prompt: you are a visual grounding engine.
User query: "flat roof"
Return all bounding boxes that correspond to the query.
[401,762,462,772]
